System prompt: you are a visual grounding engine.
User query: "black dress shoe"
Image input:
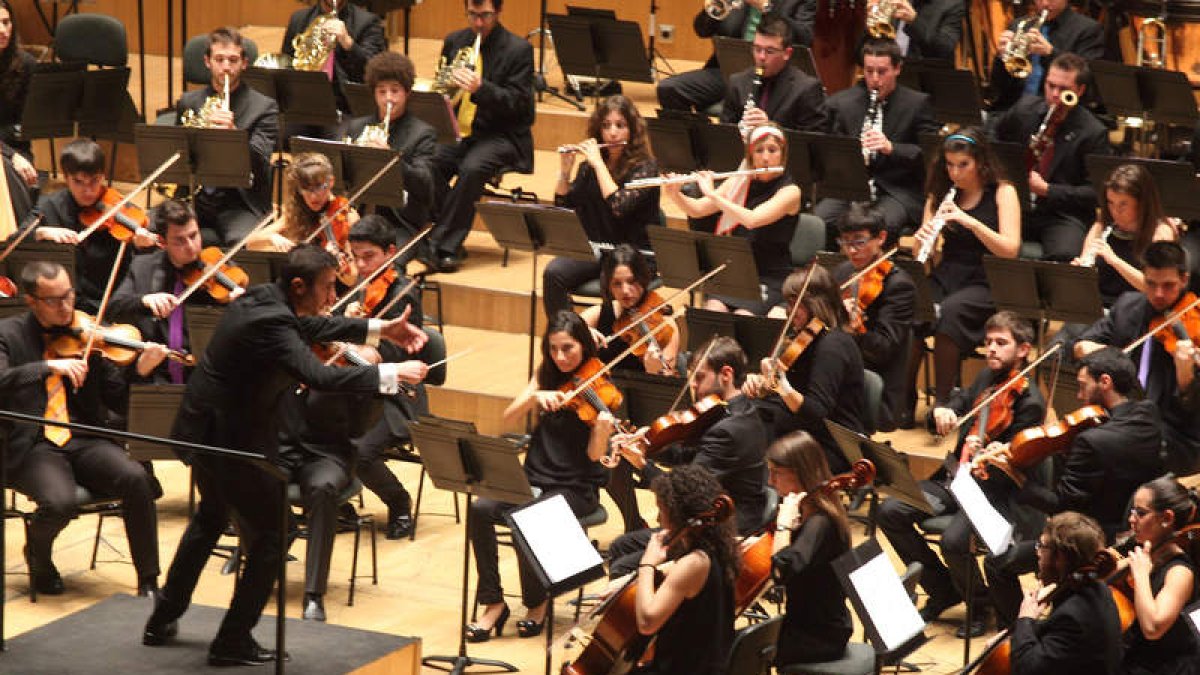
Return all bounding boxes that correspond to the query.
[302,593,326,622]
[137,578,160,599]
[142,618,179,646]
[24,548,65,596]
[464,604,510,643]
[208,639,288,667]
[437,255,461,273]
[386,512,414,540]
[919,593,960,622]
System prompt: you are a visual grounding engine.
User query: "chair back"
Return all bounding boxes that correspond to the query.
[862,369,884,434]
[725,615,782,675]
[183,34,260,86]
[790,213,827,268]
[421,327,448,387]
[54,14,128,67]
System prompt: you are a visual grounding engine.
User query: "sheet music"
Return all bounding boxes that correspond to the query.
[1184,599,1200,641]
[509,494,603,585]
[847,553,925,651]
[949,465,1015,556]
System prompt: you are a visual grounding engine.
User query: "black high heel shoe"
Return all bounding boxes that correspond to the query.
[465,604,510,643]
[516,617,545,638]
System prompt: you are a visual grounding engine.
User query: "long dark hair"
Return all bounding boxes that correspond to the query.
[782,264,847,330]
[925,126,1006,202]
[0,0,27,107]
[536,311,597,390]
[587,94,653,182]
[1141,475,1200,530]
[600,244,656,306]
[650,464,740,586]
[766,432,852,545]
[1102,164,1167,259]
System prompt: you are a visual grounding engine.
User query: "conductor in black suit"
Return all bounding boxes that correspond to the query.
[0,262,166,597]
[281,0,387,113]
[720,16,824,133]
[142,245,427,666]
[175,27,279,248]
[867,0,964,61]
[658,0,815,114]
[988,0,1103,112]
[428,0,534,273]
[814,38,939,245]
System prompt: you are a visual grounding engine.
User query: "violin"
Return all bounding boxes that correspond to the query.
[843,259,892,336]
[773,317,828,376]
[607,394,727,468]
[47,310,195,367]
[963,369,1026,460]
[559,357,625,426]
[611,290,676,371]
[359,266,398,318]
[79,188,154,244]
[1147,292,1200,360]
[178,247,250,304]
[0,275,16,298]
[317,196,355,285]
[970,405,1108,485]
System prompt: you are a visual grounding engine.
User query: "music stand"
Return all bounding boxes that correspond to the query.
[288,137,407,210]
[982,257,1043,324]
[795,131,873,203]
[612,370,689,426]
[647,228,759,302]
[683,307,784,364]
[891,259,938,324]
[411,417,531,675]
[341,82,377,120]
[243,68,339,128]
[714,37,755,83]
[0,298,24,320]
[233,250,288,286]
[547,13,654,92]
[1085,154,1200,220]
[1138,68,1200,128]
[127,384,185,462]
[184,305,225,359]
[2,240,76,288]
[133,124,253,194]
[408,91,461,145]
[290,136,348,192]
[1089,60,1144,120]
[990,141,1031,208]
[915,63,984,128]
[1036,261,1104,325]
[647,117,703,173]
[825,420,934,516]
[831,538,929,666]
[20,64,133,175]
[694,123,746,171]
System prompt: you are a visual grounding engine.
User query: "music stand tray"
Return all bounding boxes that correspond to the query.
[245,68,339,127]
[714,36,754,83]
[612,370,689,427]
[1138,68,1199,127]
[795,131,873,203]
[3,240,75,288]
[344,146,407,209]
[408,91,460,145]
[134,125,193,185]
[19,65,88,140]
[990,141,1031,208]
[1089,60,1144,119]
[647,118,702,174]
[695,123,746,172]
[647,228,760,302]
[682,307,784,365]
[891,259,938,324]
[548,14,653,85]
[917,65,984,128]
[1085,154,1200,221]
[982,257,1043,322]
[341,82,377,119]
[77,68,134,139]
[1037,261,1103,325]
[233,250,288,287]
[192,128,253,189]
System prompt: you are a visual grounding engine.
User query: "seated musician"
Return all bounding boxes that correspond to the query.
[1075,241,1200,475]
[624,465,739,675]
[175,27,278,247]
[1012,512,1122,674]
[989,52,1110,261]
[466,311,611,641]
[281,0,386,113]
[427,0,534,273]
[864,0,964,61]
[1073,164,1179,304]
[247,152,357,263]
[907,128,1021,412]
[663,124,800,316]
[606,335,769,538]
[544,95,660,318]
[988,0,1103,112]
[742,264,865,472]
[338,51,437,261]
[109,199,241,384]
[719,16,824,134]
[767,431,853,667]
[579,245,678,377]
[0,0,40,181]
[814,38,939,246]
[878,311,1046,634]
[2,147,32,228]
[832,202,915,430]
[346,215,435,541]
[657,0,815,115]
[24,139,156,313]
[0,261,166,596]
[1122,475,1200,675]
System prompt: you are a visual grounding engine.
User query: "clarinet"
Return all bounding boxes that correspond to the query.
[916,188,957,263]
[739,67,765,138]
[862,89,882,201]
[1078,225,1113,268]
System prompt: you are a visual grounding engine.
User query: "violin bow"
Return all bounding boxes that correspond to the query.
[763,264,815,386]
[302,154,403,245]
[954,343,1061,431]
[174,209,278,304]
[0,214,43,265]
[1123,294,1200,355]
[329,227,432,314]
[837,246,899,291]
[77,152,182,243]
[603,264,727,347]
[562,321,671,406]
[81,239,131,360]
[319,277,420,366]
[667,338,718,413]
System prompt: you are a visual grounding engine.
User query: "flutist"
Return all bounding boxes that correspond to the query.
[719,17,824,134]
[174,27,278,247]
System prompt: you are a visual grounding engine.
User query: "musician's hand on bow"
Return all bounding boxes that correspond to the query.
[1028,170,1049,197]
[1173,338,1197,370]
[641,529,670,568]
[142,292,180,319]
[931,406,958,436]
[48,358,89,389]
[11,153,37,187]
[1018,585,1043,619]
[962,434,983,460]
[35,226,80,245]
[379,305,428,352]
[135,342,170,377]
[534,390,568,412]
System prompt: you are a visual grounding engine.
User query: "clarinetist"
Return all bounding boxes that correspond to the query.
[719,17,824,134]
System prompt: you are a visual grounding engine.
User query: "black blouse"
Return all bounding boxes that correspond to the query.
[635,548,734,675]
[523,408,606,504]
[932,184,1000,290]
[772,513,853,666]
[1122,553,1199,675]
[556,158,660,251]
[734,173,798,282]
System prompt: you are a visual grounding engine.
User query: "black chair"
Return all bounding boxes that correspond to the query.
[153,34,260,124]
[725,615,783,675]
[286,477,378,606]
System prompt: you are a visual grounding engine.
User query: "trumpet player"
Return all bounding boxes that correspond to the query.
[990,53,1110,261]
[814,38,938,248]
[174,27,278,248]
[988,0,1102,112]
[719,17,824,133]
[281,0,385,113]
[863,0,963,61]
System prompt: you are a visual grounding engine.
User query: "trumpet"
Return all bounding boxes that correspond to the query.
[625,166,783,189]
[1078,225,1113,267]
[1003,9,1049,79]
[916,187,957,263]
[866,0,898,39]
[557,141,627,154]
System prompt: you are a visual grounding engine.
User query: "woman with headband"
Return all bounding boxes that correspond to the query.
[663,123,801,317]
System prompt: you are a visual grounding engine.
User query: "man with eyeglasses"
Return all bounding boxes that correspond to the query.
[719,16,823,134]
[426,0,533,273]
[281,0,386,114]
[175,27,279,248]
[0,261,168,598]
[830,203,913,430]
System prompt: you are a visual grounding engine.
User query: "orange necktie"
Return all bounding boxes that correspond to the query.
[43,352,71,446]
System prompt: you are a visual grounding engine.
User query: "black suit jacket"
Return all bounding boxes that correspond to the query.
[988,8,1104,111]
[901,0,964,61]
[991,94,1110,224]
[0,312,131,473]
[175,83,279,217]
[171,283,381,461]
[694,0,818,67]
[721,64,825,132]
[1010,580,1123,675]
[339,112,437,230]
[440,25,534,173]
[281,3,386,110]
[821,83,939,221]
[834,260,915,371]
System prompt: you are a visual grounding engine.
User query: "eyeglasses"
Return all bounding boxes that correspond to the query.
[300,182,333,195]
[32,289,75,307]
[1130,506,1153,518]
[466,10,497,20]
[836,236,874,251]
[752,46,785,57]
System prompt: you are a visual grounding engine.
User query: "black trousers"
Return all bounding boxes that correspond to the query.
[605,460,648,534]
[152,452,285,648]
[543,257,602,318]
[195,200,264,249]
[607,527,656,578]
[431,135,522,259]
[8,437,159,581]
[1025,209,1087,261]
[656,67,725,113]
[352,416,411,510]
[289,455,351,596]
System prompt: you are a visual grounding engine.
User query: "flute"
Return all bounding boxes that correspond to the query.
[625,166,783,189]
[915,187,957,264]
[557,141,627,154]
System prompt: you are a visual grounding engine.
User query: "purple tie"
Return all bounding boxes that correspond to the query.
[167,278,185,384]
[1137,341,1152,389]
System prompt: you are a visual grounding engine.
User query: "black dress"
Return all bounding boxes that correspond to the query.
[929,184,1001,352]
[596,300,646,373]
[1122,553,1200,675]
[633,548,734,675]
[0,50,36,158]
[708,172,799,315]
[1096,229,1139,306]
[773,513,853,666]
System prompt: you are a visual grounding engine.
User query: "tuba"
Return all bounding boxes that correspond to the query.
[291,1,339,72]
[1002,9,1049,79]
[866,0,897,40]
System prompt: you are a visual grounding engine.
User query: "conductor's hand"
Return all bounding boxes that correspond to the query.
[379,305,428,353]
[47,358,89,389]
[932,406,958,436]
[394,359,429,384]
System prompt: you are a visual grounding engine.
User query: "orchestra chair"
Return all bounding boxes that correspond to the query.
[791,213,828,267]
[287,477,379,606]
[153,34,260,124]
[848,370,885,537]
[724,615,782,675]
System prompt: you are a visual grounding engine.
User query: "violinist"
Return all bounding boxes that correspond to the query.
[766,432,853,667]
[464,311,611,642]
[23,139,155,312]
[625,465,739,675]
[109,199,238,384]
[0,261,166,598]
[1122,476,1200,675]
[247,152,357,260]
[544,94,660,317]
[832,203,915,430]
[1075,241,1200,475]
[1012,512,1122,675]
[580,245,678,376]
[742,264,865,473]
[606,335,769,539]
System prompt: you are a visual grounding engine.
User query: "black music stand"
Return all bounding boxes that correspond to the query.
[683,307,784,365]
[825,420,933,516]
[243,68,340,128]
[712,36,819,83]
[341,82,377,120]
[2,240,76,288]
[914,63,985,128]
[1085,154,1200,220]
[233,250,288,287]
[290,136,347,192]
[983,256,1104,340]
[982,257,1043,324]
[794,131,873,203]
[647,228,759,302]
[694,123,746,172]
[184,305,225,359]
[831,538,929,667]
[412,417,530,675]
[408,91,461,146]
[1089,60,1144,120]
[612,370,689,426]
[127,384,186,462]
[133,124,253,195]
[547,13,654,92]
[646,117,703,173]
[288,137,407,209]
[21,65,135,176]
[814,251,848,271]
[1138,68,1199,128]
[990,141,1031,208]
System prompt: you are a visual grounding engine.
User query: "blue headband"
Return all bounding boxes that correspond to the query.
[945,133,977,145]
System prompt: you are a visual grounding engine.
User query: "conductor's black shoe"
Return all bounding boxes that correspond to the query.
[919,593,959,622]
[142,618,178,646]
[208,639,288,667]
[302,593,326,622]
[137,578,161,599]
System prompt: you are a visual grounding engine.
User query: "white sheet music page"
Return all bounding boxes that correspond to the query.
[848,553,925,651]
[509,494,604,584]
[949,464,1015,556]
